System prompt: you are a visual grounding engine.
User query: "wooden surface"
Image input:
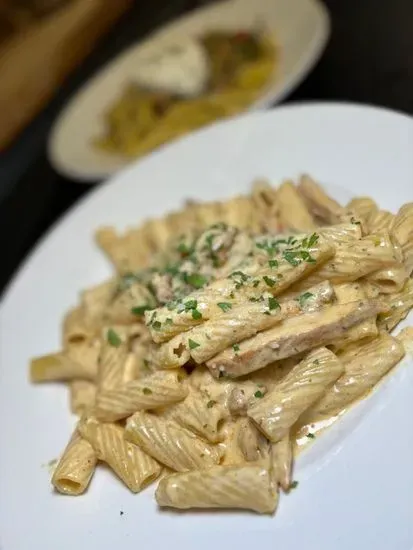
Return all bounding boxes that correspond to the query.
[0,0,132,150]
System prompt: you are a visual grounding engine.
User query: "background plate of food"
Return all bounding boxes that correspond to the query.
[1,103,413,550]
[48,0,330,181]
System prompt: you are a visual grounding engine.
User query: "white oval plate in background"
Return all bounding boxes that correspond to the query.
[48,0,330,182]
[2,103,413,550]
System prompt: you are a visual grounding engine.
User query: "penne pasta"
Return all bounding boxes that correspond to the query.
[125,411,222,472]
[79,417,161,492]
[247,348,343,442]
[94,370,188,421]
[52,430,97,496]
[206,300,384,378]
[30,173,413,516]
[300,334,404,422]
[156,464,278,514]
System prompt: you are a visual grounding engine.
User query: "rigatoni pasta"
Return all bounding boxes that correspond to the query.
[30,173,413,516]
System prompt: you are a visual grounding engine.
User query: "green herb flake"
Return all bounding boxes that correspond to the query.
[107,329,122,347]
[298,292,314,308]
[268,259,279,269]
[143,387,153,395]
[307,233,319,247]
[184,299,198,311]
[188,339,200,350]
[306,433,315,439]
[185,273,208,289]
[131,304,152,316]
[283,250,301,266]
[263,275,276,287]
[192,309,203,320]
[289,480,299,490]
[253,279,260,288]
[207,400,217,408]
[152,321,162,331]
[233,344,240,352]
[229,291,235,299]
[351,216,361,226]
[217,302,232,313]
[165,317,173,325]
[254,390,264,398]
[268,297,280,311]
[230,271,249,282]
[177,242,193,257]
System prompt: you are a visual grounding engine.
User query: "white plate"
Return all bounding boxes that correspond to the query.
[2,103,413,550]
[48,0,330,182]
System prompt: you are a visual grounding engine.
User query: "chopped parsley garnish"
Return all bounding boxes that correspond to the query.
[192,309,202,320]
[306,433,315,439]
[283,250,301,266]
[252,279,260,288]
[188,339,200,350]
[166,300,177,311]
[217,302,232,313]
[143,387,152,395]
[263,275,276,287]
[233,344,240,352]
[283,249,315,266]
[268,297,280,311]
[350,216,361,225]
[184,273,208,289]
[207,400,217,408]
[307,233,319,247]
[107,329,122,347]
[177,241,193,257]
[256,240,277,257]
[131,304,152,316]
[152,321,162,331]
[298,292,314,308]
[229,291,235,299]
[184,299,198,311]
[254,390,264,398]
[289,480,299,490]
[165,317,173,325]
[268,259,279,268]
[230,271,249,282]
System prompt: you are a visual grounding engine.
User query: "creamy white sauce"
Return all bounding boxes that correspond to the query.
[134,38,210,97]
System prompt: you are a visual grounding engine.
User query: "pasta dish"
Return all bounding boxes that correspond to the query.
[94,30,276,159]
[30,175,413,515]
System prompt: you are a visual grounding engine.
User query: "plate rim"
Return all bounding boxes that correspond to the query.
[47,0,331,182]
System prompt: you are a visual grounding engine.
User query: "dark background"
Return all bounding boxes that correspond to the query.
[1,0,412,296]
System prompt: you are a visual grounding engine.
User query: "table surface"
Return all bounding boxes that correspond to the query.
[1,0,412,297]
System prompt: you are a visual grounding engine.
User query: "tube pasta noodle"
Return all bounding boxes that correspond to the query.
[94,371,188,421]
[147,239,335,343]
[97,340,129,392]
[125,411,222,472]
[368,210,394,233]
[300,334,404,423]
[377,279,413,332]
[247,348,344,442]
[52,430,97,495]
[330,282,378,350]
[156,464,278,513]
[392,202,413,274]
[30,173,413,516]
[206,300,384,378]
[69,380,97,415]
[276,180,317,231]
[270,434,293,491]
[79,418,161,492]
[165,390,226,443]
[346,196,378,225]
[297,174,344,225]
